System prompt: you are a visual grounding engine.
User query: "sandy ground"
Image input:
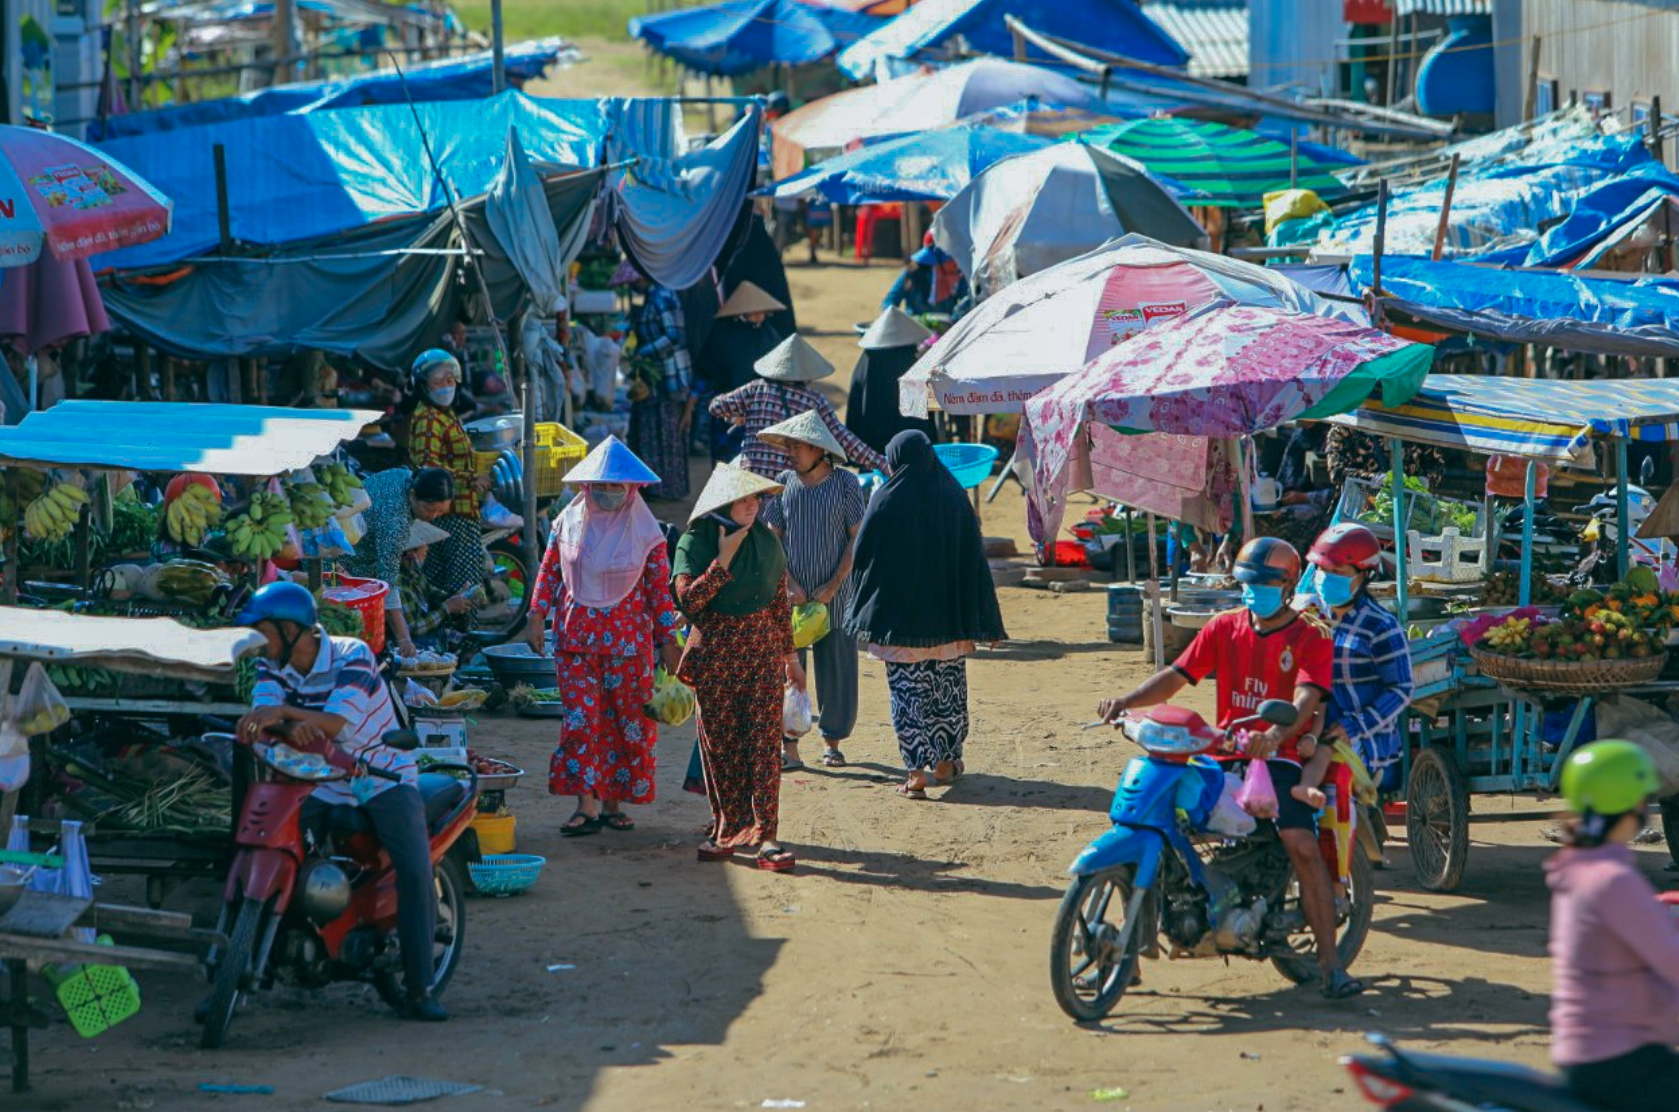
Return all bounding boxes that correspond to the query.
[13,60,1679,1112]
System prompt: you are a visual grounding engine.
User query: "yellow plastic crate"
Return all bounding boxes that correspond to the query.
[471,422,588,500]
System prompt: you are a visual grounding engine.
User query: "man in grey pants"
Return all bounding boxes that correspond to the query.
[757,411,866,769]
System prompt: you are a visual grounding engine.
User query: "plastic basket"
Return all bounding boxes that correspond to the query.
[468,852,545,896]
[470,811,516,855]
[933,442,999,490]
[471,423,589,499]
[324,575,389,655]
[44,937,142,1038]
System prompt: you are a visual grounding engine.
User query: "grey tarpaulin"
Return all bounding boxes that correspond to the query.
[610,104,762,291]
[99,169,605,370]
[487,126,589,313]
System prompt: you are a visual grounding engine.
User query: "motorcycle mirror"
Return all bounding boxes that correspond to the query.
[1641,455,1657,486]
[1256,699,1299,728]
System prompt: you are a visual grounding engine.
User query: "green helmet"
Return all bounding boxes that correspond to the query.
[1561,740,1659,816]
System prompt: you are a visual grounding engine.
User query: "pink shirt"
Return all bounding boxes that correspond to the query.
[1546,843,1679,1066]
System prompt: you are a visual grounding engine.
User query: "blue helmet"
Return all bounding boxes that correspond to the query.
[410,348,461,392]
[236,581,318,630]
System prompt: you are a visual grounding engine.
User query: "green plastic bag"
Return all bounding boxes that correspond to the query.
[791,602,831,649]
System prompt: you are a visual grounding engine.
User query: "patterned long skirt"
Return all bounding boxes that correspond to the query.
[422,513,486,597]
[885,659,969,771]
[547,651,658,804]
[686,629,787,848]
[628,396,690,501]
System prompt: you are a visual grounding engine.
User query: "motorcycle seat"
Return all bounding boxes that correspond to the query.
[315,774,467,839]
[1401,1052,1597,1112]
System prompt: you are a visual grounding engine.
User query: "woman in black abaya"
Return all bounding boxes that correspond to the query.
[846,306,937,456]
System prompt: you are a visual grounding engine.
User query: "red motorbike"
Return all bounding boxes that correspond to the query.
[199,729,478,1049]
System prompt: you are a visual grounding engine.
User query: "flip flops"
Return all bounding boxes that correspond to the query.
[560,813,602,838]
[697,841,734,862]
[896,782,929,801]
[1321,968,1367,999]
[819,749,848,768]
[600,812,635,832]
[756,848,796,873]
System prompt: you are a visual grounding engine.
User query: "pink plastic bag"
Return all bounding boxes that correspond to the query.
[1236,759,1279,820]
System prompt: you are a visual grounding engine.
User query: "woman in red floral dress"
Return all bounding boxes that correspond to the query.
[523,437,682,836]
[673,463,805,871]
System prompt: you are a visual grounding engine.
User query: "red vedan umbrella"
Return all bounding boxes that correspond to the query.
[0,124,172,267]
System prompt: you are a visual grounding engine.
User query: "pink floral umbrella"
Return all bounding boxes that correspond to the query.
[0,125,173,267]
[1022,302,1431,542]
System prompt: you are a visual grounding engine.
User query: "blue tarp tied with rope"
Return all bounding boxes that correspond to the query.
[629,0,882,76]
[758,122,1051,203]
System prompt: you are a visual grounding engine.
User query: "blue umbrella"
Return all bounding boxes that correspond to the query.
[629,0,881,77]
[758,123,1051,205]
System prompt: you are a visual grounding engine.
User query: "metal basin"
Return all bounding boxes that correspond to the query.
[465,416,523,452]
[481,643,559,683]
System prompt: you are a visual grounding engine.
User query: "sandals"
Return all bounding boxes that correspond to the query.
[1321,968,1367,1000]
[756,847,796,873]
[819,748,848,768]
[896,782,929,801]
[560,812,602,838]
[600,812,635,832]
[697,841,734,862]
[781,755,805,772]
[934,760,965,784]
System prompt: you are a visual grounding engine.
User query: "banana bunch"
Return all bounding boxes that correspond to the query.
[317,463,364,509]
[23,481,88,542]
[1482,616,1533,653]
[165,483,223,546]
[226,491,295,560]
[286,480,336,529]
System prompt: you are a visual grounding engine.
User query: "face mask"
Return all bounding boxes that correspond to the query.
[589,487,628,511]
[428,385,456,407]
[1242,583,1287,620]
[1318,572,1359,608]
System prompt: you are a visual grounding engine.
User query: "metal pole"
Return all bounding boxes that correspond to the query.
[125,0,141,107]
[1520,460,1536,607]
[1146,512,1164,669]
[1523,35,1542,122]
[1616,438,1631,579]
[213,144,232,253]
[490,0,506,93]
[1124,506,1137,583]
[1390,437,1408,624]
[1289,131,1299,188]
[1431,152,1461,262]
[1372,179,1390,294]
[522,379,538,589]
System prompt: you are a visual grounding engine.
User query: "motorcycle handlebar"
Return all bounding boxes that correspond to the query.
[361,764,403,783]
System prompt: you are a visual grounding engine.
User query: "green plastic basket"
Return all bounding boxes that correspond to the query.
[45,936,142,1038]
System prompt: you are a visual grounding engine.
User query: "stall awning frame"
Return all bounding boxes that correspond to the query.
[0,607,264,682]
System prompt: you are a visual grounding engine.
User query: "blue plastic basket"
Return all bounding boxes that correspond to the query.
[467,854,546,897]
[933,442,999,489]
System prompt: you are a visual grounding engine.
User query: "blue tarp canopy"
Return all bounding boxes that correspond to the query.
[1474,162,1679,270]
[87,42,571,141]
[91,91,610,271]
[758,122,1050,203]
[837,0,1190,81]
[1350,255,1679,358]
[630,0,881,76]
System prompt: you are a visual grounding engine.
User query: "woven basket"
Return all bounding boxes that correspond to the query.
[1469,645,1668,694]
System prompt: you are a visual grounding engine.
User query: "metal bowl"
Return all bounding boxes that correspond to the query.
[1378,596,1450,620]
[1166,606,1219,630]
[482,643,560,682]
[465,416,523,452]
[476,763,527,792]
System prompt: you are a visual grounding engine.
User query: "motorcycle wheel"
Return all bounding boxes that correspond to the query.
[375,855,468,1009]
[201,896,266,1050]
[1049,866,1150,1022]
[470,540,531,642]
[1270,848,1375,986]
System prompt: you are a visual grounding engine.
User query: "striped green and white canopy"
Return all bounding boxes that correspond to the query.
[1081,117,1349,209]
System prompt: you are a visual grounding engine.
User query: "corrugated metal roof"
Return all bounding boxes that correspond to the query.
[0,607,264,681]
[1391,0,1489,14]
[0,401,381,475]
[1142,1,1249,79]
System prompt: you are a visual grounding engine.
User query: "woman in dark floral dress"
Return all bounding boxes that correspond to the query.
[672,463,805,872]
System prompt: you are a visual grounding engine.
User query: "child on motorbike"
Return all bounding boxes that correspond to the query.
[1549,740,1679,1112]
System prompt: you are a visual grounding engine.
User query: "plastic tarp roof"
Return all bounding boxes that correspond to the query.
[0,400,382,474]
[0,607,265,682]
[1472,162,1679,270]
[629,0,882,76]
[836,0,1189,81]
[1349,255,1679,358]
[769,58,1099,178]
[1327,375,1679,466]
[91,91,610,271]
[759,122,1051,203]
[86,42,571,141]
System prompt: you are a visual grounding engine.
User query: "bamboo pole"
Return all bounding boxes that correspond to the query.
[1431,153,1462,262]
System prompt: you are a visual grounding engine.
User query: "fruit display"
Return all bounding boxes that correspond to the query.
[286,478,336,529]
[1477,609,1663,662]
[225,491,294,560]
[1479,570,1570,608]
[164,481,223,546]
[137,560,230,609]
[24,480,89,542]
[1559,566,1679,632]
[317,463,365,509]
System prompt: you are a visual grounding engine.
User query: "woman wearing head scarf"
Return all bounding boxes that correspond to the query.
[847,431,1007,799]
[700,281,788,462]
[404,349,491,598]
[523,437,683,836]
[846,306,938,456]
[673,462,806,872]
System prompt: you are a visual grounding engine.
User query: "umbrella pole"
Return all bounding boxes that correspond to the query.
[1147,512,1165,669]
[1232,437,1255,543]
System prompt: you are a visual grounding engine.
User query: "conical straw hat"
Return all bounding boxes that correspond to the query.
[754,333,834,382]
[1638,481,1679,539]
[563,434,660,485]
[859,305,934,350]
[757,409,848,461]
[715,280,787,319]
[404,520,452,551]
[690,462,784,522]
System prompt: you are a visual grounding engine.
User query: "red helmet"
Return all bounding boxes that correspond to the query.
[1308,523,1383,572]
[1233,536,1302,586]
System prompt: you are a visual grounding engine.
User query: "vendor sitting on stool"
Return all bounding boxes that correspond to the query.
[398,519,475,650]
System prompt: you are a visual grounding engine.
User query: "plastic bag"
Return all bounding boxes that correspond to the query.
[12,662,69,737]
[403,678,439,708]
[300,517,353,559]
[1205,772,1258,837]
[335,509,367,547]
[790,602,831,649]
[782,684,813,738]
[645,667,696,726]
[481,495,524,530]
[1235,759,1279,820]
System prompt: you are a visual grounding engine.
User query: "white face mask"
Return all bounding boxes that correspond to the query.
[590,487,628,511]
[428,385,457,408]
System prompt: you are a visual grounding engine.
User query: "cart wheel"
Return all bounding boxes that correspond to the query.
[1662,796,1679,868]
[1406,747,1470,893]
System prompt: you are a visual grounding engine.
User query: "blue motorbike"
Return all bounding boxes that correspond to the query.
[1051,700,1375,1021]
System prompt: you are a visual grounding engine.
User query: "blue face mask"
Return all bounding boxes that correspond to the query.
[1242,583,1287,620]
[1319,572,1359,608]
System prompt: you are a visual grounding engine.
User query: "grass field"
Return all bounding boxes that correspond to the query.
[451,0,647,43]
